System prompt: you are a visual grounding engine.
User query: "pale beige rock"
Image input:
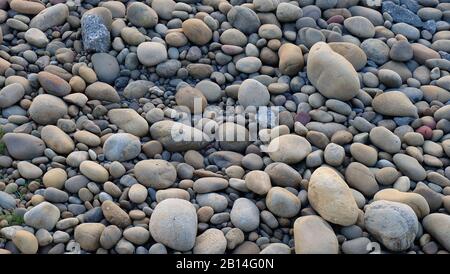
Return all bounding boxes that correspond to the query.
[308,167,359,226]
[12,230,38,254]
[294,215,339,254]
[74,223,105,252]
[268,134,312,164]
[108,109,149,137]
[372,91,418,117]
[134,159,177,189]
[278,43,304,76]
[182,18,212,45]
[41,125,74,155]
[307,42,360,101]
[373,188,430,218]
[79,161,109,183]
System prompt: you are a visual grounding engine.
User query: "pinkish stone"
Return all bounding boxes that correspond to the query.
[327,15,345,24]
[416,126,433,139]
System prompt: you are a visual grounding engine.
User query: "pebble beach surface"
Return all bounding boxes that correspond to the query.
[1,0,450,255]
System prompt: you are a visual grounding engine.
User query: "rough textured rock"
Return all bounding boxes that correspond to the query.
[81,14,110,53]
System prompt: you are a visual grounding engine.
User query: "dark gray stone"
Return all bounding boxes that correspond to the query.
[227,6,261,35]
[91,53,119,84]
[156,60,182,78]
[81,14,110,53]
[382,1,423,27]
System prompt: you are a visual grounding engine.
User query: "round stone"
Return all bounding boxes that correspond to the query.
[237,79,270,108]
[230,198,260,232]
[268,134,312,164]
[128,184,148,204]
[423,213,450,252]
[369,126,401,154]
[372,91,417,117]
[149,198,198,251]
[123,226,150,245]
[108,109,149,137]
[0,83,24,108]
[12,230,38,254]
[126,2,158,28]
[2,133,45,160]
[101,200,131,228]
[41,125,75,155]
[235,57,262,74]
[294,215,339,254]
[175,85,207,114]
[278,43,304,76]
[193,228,227,254]
[24,201,60,230]
[182,18,212,46]
[134,160,177,189]
[29,94,68,125]
[74,223,105,252]
[266,187,301,217]
[343,16,375,38]
[103,133,141,162]
[38,71,71,97]
[17,161,43,180]
[137,42,168,67]
[79,161,109,183]
[245,170,272,195]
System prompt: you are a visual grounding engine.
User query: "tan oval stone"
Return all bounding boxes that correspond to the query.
[278,43,304,76]
[101,200,131,228]
[293,215,339,254]
[108,108,149,137]
[12,230,38,254]
[307,42,360,101]
[182,18,212,45]
[372,91,418,117]
[268,134,312,164]
[43,168,67,189]
[74,223,105,252]
[308,167,359,226]
[79,161,109,183]
[10,0,45,15]
[41,125,75,155]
